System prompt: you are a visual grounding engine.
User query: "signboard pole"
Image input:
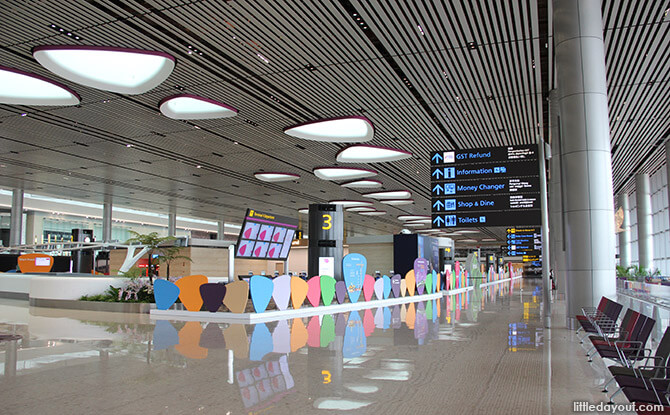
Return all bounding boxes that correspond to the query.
[539,139,552,327]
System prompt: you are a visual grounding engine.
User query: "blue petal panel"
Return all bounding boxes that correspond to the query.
[152,320,179,350]
[250,275,274,313]
[343,253,367,303]
[382,275,391,299]
[249,323,273,361]
[154,279,180,310]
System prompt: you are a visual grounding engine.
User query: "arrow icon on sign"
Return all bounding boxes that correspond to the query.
[432,200,444,211]
[431,153,443,163]
[431,168,444,179]
[432,184,443,195]
[433,216,445,226]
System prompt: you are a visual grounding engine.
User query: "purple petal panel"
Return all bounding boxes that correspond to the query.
[199,283,226,313]
[199,323,226,348]
[335,313,347,336]
[335,280,347,304]
[414,258,430,295]
[373,278,384,301]
[391,274,401,298]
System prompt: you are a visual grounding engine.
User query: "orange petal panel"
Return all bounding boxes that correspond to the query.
[175,275,208,311]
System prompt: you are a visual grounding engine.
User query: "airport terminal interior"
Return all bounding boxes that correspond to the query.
[1,0,669,414]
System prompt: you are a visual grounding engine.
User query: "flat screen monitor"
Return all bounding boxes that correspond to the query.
[235,208,299,260]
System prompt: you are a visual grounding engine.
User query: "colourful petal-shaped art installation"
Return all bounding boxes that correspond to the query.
[320,275,337,306]
[199,283,226,312]
[250,275,274,313]
[436,272,441,292]
[383,307,391,329]
[406,303,416,329]
[426,272,433,295]
[363,309,375,336]
[405,270,416,296]
[335,280,347,304]
[249,323,273,361]
[371,278,382,301]
[343,253,366,303]
[175,321,207,359]
[224,324,249,359]
[272,274,291,311]
[363,274,375,301]
[154,279,180,310]
[291,318,308,352]
[391,274,401,298]
[426,300,433,320]
[152,320,179,350]
[223,280,249,313]
[291,277,309,309]
[307,315,321,347]
[382,275,391,299]
[306,276,321,307]
[175,274,208,311]
[433,270,438,292]
[414,258,429,295]
[320,314,335,347]
[401,303,407,322]
[272,319,291,354]
[199,323,225,348]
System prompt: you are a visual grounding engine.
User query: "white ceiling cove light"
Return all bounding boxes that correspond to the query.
[254,172,300,182]
[402,222,425,227]
[313,167,377,181]
[340,179,382,189]
[346,206,376,212]
[0,66,81,106]
[405,219,431,225]
[33,45,175,94]
[358,210,386,216]
[159,94,237,119]
[336,145,412,163]
[380,199,414,206]
[328,200,373,207]
[363,190,411,200]
[298,208,309,214]
[284,116,374,142]
[397,215,430,221]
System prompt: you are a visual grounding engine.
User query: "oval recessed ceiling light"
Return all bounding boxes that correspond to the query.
[340,179,382,189]
[298,208,309,214]
[0,66,80,106]
[397,215,430,221]
[33,45,175,94]
[358,210,386,216]
[456,230,479,234]
[254,172,300,182]
[336,144,412,163]
[402,222,425,227]
[328,200,374,207]
[284,116,374,142]
[380,199,414,206]
[159,94,237,119]
[346,206,376,212]
[363,190,411,200]
[415,229,439,233]
[405,219,431,225]
[314,167,377,181]
[460,239,478,243]
[481,238,496,242]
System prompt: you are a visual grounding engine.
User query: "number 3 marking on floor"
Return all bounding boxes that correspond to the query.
[322,370,331,384]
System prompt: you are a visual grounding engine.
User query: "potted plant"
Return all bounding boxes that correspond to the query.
[124,231,191,284]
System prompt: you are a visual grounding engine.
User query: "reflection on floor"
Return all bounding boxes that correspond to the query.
[0,279,618,414]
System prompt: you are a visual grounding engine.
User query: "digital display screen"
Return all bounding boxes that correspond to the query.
[35,257,51,266]
[235,209,299,260]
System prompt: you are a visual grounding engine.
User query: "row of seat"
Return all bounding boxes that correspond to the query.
[575,297,670,412]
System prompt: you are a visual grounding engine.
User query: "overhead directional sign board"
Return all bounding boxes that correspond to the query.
[506,227,542,258]
[430,145,541,228]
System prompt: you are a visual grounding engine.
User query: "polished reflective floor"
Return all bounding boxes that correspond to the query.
[1,280,618,414]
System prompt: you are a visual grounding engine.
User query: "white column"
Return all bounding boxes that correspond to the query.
[554,0,616,326]
[167,212,177,237]
[217,220,225,240]
[9,189,24,247]
[617,193,631,268]
[102,201,113,242]
[548,89,566,297]
[635,174,653,270]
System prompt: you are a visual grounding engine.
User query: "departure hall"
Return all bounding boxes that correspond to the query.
[0,1,669,414]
